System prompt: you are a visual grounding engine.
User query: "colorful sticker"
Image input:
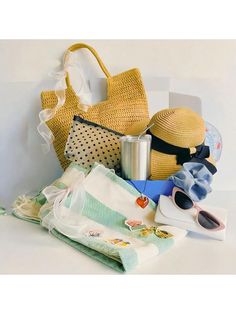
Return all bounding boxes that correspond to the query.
[139,226,173,239]
[139,228,153,237]
[106,238,131,247]
[155,229,173,239]
[124,219,147,231]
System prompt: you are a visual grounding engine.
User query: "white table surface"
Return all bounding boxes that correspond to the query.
[1,191,235,274]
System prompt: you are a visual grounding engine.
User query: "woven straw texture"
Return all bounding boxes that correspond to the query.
[126,107,209,180]
[149,107,205,148]
[149,107,206,179]
[41,43,149,169]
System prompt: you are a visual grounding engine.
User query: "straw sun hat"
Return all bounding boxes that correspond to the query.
[125,107,217,180]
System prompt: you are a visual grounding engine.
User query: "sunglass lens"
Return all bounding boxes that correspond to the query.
[197,211,220,229]
[175,191,193,209]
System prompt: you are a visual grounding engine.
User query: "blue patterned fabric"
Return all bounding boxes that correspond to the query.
[169,162,213,202]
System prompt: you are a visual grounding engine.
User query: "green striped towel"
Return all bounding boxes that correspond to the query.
[40,163,187,272]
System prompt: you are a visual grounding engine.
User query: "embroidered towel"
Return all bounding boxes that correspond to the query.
[40,163,187,272]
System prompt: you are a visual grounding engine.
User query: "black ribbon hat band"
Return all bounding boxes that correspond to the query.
[146,129,217,175]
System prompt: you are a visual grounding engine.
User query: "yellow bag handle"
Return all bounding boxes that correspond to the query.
[64,43,111,86]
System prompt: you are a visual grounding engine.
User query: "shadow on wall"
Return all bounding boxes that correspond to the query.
[0,81,62,208]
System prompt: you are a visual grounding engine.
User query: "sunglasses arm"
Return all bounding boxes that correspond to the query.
[193,203,204,212]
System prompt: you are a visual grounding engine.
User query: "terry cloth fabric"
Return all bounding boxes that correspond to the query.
[0,207,6,215]
[169,162,213,202]
[39,163,187,273]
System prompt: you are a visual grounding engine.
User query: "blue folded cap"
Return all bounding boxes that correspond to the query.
[169,162,213,202]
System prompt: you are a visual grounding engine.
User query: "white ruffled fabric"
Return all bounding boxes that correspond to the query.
[41,171,86,237]
[37,52,92,153]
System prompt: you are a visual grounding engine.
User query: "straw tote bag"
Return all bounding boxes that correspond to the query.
[41,43,149,169]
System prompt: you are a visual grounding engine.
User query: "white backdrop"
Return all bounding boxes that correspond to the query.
[0,40,235,208]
